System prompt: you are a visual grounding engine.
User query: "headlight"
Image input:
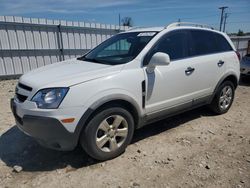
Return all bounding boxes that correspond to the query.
[31,88,69,109]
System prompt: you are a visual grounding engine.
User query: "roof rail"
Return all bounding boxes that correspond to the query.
[166,22,214,30]
[127,26,148,31]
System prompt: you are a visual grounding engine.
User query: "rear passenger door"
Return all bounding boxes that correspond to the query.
[187,30,230,103]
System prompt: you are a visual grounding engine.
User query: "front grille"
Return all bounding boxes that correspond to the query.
[16,93,28,103]
[18,83,32,91]
[15,82,32,103]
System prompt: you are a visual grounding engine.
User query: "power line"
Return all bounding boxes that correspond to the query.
[230,11,250,14]
[228,21,250,23]
[176,10,249,23]
[182,14,218,20]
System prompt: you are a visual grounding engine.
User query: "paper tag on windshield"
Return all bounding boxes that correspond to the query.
[137,32,156,37]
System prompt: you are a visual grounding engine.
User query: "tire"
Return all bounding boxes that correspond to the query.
[80,106,134,161]
[209,81,235,114]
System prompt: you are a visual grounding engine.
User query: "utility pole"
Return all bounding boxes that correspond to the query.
[219,6,228,31]
[223,13,229,32]
[118,14,121,27]
[177,18,181,26]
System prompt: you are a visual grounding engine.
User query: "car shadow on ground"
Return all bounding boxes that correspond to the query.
[0,107,213,172]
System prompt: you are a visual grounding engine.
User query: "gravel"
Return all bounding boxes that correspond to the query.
[13,165,23,173]
[0,79,250,187]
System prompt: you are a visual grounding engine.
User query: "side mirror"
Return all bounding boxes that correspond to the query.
[146,52,170,73]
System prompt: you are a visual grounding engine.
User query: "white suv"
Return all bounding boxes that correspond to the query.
[11,22,240,160]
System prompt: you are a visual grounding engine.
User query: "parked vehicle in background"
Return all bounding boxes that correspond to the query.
[11,22,240,161]
[240,54,250,77]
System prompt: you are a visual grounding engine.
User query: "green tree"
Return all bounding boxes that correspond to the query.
[237,29,245,36]
[121,17,133,27]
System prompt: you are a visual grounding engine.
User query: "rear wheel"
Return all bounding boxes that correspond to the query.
[209,81,235,114]
[80,106,134,161]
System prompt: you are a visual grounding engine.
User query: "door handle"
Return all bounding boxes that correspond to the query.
[217,60,225,67]
[185,67,195,75]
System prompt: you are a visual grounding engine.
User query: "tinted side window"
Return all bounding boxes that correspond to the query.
[214,33,233,52]
[144,30,189,64]
[189,30,233,56]
[190,30,218,56]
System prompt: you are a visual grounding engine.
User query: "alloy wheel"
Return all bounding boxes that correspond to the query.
[95,115,128,152]
[219,85,233,110]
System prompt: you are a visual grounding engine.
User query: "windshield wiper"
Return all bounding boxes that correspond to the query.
[76,56,84,61]
[77,56,107,64]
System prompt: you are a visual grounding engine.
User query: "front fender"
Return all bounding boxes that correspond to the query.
[72,89,143,143]
[84,89,143,116]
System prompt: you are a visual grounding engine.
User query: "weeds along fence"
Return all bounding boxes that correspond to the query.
[0,16,128,78]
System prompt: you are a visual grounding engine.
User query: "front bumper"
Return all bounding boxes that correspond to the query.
[10,98,79,150]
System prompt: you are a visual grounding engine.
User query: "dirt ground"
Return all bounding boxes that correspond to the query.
[0,78,250,188]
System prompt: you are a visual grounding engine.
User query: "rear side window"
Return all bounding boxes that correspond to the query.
[189,30,232,56]
[144,30,189,64]
[214,33,233,52]
[190,30,217,56]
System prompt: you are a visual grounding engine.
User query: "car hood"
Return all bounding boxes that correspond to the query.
[19,58,124,89]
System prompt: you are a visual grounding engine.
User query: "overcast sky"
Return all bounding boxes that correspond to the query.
[1,0,250,33]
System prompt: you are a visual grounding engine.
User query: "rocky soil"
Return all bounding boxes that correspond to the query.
[0,78,250,188]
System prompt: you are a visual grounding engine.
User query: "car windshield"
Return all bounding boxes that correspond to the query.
[77,32,157,65]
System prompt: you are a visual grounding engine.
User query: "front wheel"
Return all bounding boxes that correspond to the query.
[80,106,134,161]
[209,81,235,114]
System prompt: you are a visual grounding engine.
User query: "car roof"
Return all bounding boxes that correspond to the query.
[123,22,223,35]
[125,27,165,33]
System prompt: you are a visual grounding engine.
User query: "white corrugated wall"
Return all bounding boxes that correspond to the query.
[0,16,128,77]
